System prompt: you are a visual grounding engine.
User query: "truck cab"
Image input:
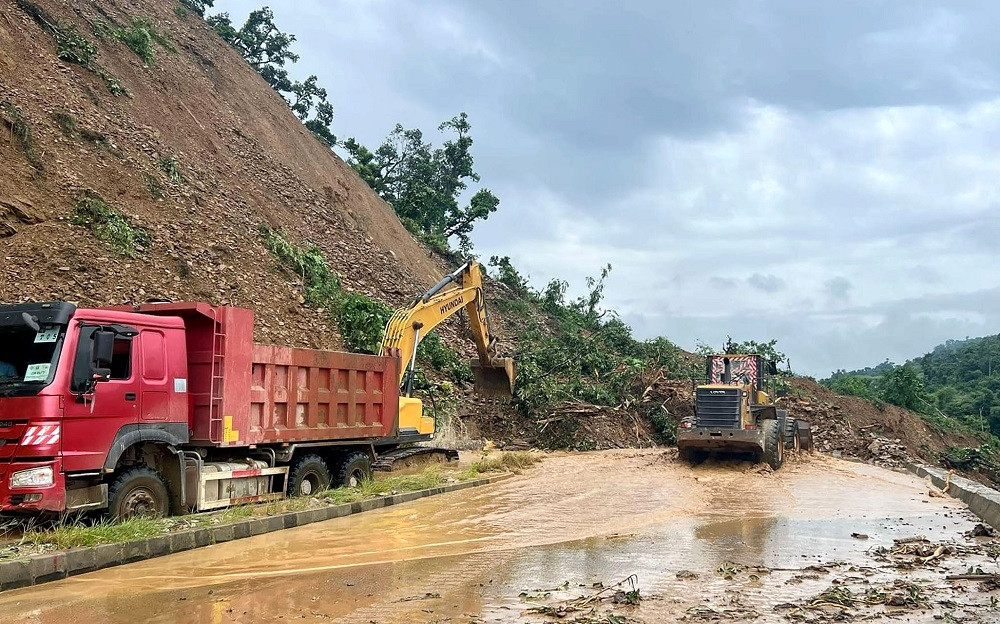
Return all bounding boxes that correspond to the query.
[0,302,189,514]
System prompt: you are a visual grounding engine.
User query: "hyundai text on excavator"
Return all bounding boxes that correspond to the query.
[676,354,812,469]
[0,261,513,518]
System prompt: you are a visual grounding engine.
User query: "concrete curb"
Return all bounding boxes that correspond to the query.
[903,461,1000,530]
[0,474,511,592]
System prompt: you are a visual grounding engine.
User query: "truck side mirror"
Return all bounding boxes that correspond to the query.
[93,330,115,366]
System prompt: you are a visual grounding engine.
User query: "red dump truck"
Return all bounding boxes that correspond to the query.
[0,301,430,518]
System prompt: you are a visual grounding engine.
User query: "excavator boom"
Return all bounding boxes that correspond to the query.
[379,261,515,398]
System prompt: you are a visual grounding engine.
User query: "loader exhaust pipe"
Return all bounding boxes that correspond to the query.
[470,357,516,398]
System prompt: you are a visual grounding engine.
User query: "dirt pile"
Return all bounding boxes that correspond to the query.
[779,378,980,469]
[0,0,452,352]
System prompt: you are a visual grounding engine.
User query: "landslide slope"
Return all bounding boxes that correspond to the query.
[0,0,449,350]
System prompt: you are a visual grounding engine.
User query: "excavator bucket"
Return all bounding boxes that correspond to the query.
[471,357,516,398]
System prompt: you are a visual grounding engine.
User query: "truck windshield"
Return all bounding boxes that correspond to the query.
[0,324,66,397]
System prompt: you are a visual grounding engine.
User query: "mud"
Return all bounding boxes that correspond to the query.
[0,450,996,623]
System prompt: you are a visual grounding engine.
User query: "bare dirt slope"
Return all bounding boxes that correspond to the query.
[0,0,447,351]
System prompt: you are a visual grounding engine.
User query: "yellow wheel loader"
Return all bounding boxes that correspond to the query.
[676,354,812,469]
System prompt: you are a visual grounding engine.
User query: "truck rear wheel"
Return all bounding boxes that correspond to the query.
[337,452,372,488]
[288,454,331,497]
[108,466,170,520]
[762,419,784,470]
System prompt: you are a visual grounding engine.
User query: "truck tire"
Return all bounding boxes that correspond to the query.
[336,452,372,488]
[108,466,170,520]
[762,419,784,470]
[287,454,331,497]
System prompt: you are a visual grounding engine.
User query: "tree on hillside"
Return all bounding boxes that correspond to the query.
[342,113,500,252]
[207,7,335,146]
[208,7,298,92]
[180,0,214,17]
[878,364,929,412]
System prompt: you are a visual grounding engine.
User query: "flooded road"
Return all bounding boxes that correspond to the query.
[1,450,995,623]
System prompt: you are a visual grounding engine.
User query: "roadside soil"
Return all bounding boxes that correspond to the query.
[0,449,995,623]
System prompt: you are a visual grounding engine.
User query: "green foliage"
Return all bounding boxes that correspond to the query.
[824,335,1000,438]
[71,192,151,257]
[174,5,188,18]
[209,7,298,92]
[489,255,531,296]
[343,113,500,251]
[336,293,393,355]
[145,174,164,200]
[55,25,98,65]
[417,332,474,383]
[95,67,129,96]
[179,0,213,17]
[208,7,335,146]
[722,337,790,372]
[157,156,185,185]
[496,261,686,419]
[1,102,42,172]
[290,75,336,146]
[827,374,878,401]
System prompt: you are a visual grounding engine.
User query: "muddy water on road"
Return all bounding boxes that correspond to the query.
[0,451,987,623]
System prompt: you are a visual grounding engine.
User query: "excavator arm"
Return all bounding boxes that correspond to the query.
[379,261,515,398]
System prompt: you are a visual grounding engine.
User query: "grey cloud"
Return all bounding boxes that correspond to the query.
[215,0,1000,377]
[824,277,852,301]
[747,273,786,293]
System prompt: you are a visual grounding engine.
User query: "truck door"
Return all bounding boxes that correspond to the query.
[62,326,140,473]
[138,329,170,422]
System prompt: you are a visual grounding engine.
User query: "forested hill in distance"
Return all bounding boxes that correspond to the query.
[823,334,1000,438]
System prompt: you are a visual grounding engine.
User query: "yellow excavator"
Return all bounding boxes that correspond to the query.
[372,261,515,469]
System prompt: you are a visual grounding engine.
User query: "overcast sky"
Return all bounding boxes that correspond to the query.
[216,0,1000,376]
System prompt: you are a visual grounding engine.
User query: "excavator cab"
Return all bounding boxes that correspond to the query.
[471,356,516,397]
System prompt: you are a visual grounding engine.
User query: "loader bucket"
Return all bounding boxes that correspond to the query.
[471,357,516,397]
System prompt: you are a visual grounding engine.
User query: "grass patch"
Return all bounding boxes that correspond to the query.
[22,517,163,549]
[2,101,43,172]
[158,156,184,184]
[100,18,175,65]
[322,468,448,504]
[71,191,152,256]
[460,451,541,480]
[146,174,165,199]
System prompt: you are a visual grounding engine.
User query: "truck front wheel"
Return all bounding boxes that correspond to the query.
[108,467,170,520]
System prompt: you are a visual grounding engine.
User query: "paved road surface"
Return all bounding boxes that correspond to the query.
[0,450,995,623]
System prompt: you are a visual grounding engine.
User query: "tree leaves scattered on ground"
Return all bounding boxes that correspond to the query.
[207,6,335,146]
[343,113,499,253]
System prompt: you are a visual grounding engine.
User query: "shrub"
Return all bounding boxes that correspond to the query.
[1,102,42,172]
[157,156,185,185]
[71,192,151,257]
[106,18,175,65]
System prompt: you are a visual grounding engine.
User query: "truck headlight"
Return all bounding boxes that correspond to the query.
[11,466,54,488]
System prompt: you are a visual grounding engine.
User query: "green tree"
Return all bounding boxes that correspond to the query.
[290,75,335,146]
[180,0,214,17]
[343,113,500,250]
[208,7,299,93]
[878,364,928,412]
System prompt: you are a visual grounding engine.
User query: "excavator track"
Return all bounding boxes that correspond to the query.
[373,446,460,472]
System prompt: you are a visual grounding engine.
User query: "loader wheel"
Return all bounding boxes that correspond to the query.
[336,452,373,488]
[288,454,331,497]
[783,415,801,451]
[762,419,784,470]
[109,466,170,520]
[797,421,814,452]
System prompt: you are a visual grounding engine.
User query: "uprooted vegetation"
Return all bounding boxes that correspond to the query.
[97,17,175,66]
[71,191,152,257]
[485,256,696,448]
